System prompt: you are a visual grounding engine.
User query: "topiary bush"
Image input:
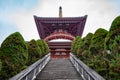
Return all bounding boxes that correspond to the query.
[105,16,120,54]
[0,59,2,71]
[0,32,28,79]
[109,16,120,35]
[104,16,120,79]
[41,40,49,55]
[109,54,120,79]
[27,39,42,65]
[0,49,2,72]
[80,33,93,55]
[83,33,93,48]
[71,36,82,55]
[37,39,49,56]
[71,16,120,79]
[90,28,108,54]
[77,33,93,62]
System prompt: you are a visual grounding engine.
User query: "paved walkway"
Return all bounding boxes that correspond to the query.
[35,58,83,80]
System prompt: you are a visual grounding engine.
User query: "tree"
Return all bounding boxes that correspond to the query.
[0,32,28,79]
[0,59,2,71]
[27,39,42,65]
[71,36,82,54]
[104,16,120,79]
[89,28,108,54]
[78,33,93,62]
[37,39,49,56]
[83,33,93,49]
[41,40,49,54]
[71,16,120,79]
[105,16,120,54]
[109,16,120,34]
[0,49,2,71]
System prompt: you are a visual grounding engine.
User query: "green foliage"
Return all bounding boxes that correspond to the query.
[0,32,28,79]
[83,33,93,46]
[0,50,2,71]
[0,59,2,71]
[82,33,93,51]
[72,16,120,79]
[0,31,50,79]
[37,39,49,56]
[41,40,49,54]
[27,39,49,66]
[90,28,108,54]
[105,16,120,54]
[109,54,120,79]
[27,39,42,65]
[109,16,120,34]
[71,36,82,54]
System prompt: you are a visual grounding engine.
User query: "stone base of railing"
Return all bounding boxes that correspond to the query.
[70,53,105,80]
[9,53,50,80]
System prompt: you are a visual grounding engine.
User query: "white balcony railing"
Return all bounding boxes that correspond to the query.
[70,53,105,80]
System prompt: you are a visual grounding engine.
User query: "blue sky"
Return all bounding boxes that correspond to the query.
[0,0,120,45]
[0,0,39,45]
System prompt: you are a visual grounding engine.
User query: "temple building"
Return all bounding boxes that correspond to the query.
[34,6,87,58]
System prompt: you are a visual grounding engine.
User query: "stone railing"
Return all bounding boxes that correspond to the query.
[70,53,105,80]
[10,53,50,80]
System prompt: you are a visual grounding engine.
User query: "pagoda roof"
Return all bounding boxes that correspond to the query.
[34,16,87,21]
[34,15,87,39]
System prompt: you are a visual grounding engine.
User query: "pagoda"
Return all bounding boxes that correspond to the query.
[34,6,87,58]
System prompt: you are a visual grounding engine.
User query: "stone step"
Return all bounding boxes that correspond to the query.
[35,58,83,80]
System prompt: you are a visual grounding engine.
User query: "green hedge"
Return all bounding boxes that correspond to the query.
[37,39,49,56]
[109,16,120,35]
[27,39,42,65]
[0,32,28,79]
[0,32,50,79]
[0,59,2,71]
[71,16,120,79]
[71,36,82,55]
[90,28,108,54]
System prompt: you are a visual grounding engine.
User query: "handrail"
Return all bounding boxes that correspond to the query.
[9,53,50,80]
[70,53,105,80]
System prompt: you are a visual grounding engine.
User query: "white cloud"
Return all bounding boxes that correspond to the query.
[9,10,39,41]
[7,0,120,41]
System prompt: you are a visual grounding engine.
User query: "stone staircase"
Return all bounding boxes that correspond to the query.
[35,58,83,80]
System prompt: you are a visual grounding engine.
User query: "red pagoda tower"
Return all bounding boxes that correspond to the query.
[34,6,87,58]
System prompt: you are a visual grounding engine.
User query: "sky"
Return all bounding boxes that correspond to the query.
[0,0,120,45]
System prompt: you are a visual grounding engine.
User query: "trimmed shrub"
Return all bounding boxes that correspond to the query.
[90,28,108,54]
[27,39,42,65]
[71,36,82,54]
[71,16,120,79]
[109,54,120,79]
[78,33,93,61]
[0,49,2,71]
[0,59,2,71]
[37,39,49,56]
[104,17,120,79]
[109,16,120,35]
[81,33,93,52]
[0,32,28,79]
[105,16,120,54]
